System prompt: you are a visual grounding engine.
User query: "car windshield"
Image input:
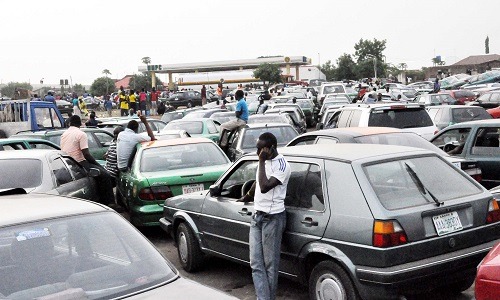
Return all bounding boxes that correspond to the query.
[0,159,42,189]
[182,111,209,119]
[162,112,183,123]
[241,126,298,150]
[364,156,482,210]
[140,143,228,172]
[165,121,203,134]
[0,212,176,299]
[354,133,448,156]
[451,107,492,123]
[323,85,345,94]
[368,108,434,128]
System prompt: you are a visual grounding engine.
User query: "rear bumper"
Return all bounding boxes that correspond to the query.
[159,217,173,236]
[130,203,163,227]
[355,240,497,294]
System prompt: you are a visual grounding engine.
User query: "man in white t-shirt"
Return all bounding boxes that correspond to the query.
[116,112,156,171]
[238,132,290,300]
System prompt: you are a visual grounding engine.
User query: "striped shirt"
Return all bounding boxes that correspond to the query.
[105,142,118,177]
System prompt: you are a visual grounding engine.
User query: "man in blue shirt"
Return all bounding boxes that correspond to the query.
[219,90,248,147]
[44,91,56,105]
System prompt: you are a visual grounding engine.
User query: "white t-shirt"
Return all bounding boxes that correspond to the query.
[254,154,291,214]
[116,128,151,169]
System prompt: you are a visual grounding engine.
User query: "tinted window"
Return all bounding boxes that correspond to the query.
[368,108,433,128]
[285,163,324,211]
[64,158,86,180]
[206,120,218,134]
[51,158,73,186]
[241,126,298,149]
[28,141,59,150]
[364,156,481,210]
[0,159,42,189]
[471,127,500,155]
[355,132,447,155]
[451,107,492,123]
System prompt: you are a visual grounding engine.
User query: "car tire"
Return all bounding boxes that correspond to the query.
[309,261,358,300]
[187,101,193,108]
[446,277,474,295]
[176,222,204,272]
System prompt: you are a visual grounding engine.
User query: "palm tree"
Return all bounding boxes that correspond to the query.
[102,69,112,97]
[141,57,151,66]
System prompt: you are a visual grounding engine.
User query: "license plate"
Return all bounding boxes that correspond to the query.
[432,211,463,236]
[182,184,204,194]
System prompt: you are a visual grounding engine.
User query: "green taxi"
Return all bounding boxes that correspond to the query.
[163,118,221,143]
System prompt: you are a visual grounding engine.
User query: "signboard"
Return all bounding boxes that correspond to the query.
[147,65,163,71]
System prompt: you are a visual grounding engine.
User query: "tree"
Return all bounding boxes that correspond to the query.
[0,82,33,98]
[128,73,163,92]
[485,36,490,54]
[102,69,112,96]
[73,84,85,95]
[90,77,116,97]
[397,63,408,71]
[336,54,356,80]
[253,63,282,87]
[141,57,151,66]
[320,60,336,81]
[353,38,386,63]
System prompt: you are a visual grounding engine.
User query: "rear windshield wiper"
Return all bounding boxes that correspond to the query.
[404,163,443,206]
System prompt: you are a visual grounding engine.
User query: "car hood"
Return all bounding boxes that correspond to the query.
[127,277,236,299]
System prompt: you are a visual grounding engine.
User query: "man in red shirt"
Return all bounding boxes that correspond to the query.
[150,87,159,115]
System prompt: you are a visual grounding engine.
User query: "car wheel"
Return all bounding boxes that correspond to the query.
[176,222,204,272]
[309,261,358,300]
[187,101,193,108]
[446,277,474,295]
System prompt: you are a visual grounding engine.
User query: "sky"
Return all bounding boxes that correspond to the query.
[1,0,499,86]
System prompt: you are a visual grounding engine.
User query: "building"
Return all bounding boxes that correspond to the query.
[425,54,500,78]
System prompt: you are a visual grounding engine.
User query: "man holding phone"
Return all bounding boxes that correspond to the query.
[238,132,290,300]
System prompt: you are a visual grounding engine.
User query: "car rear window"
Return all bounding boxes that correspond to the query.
[364,156,482,210]
[0,159,42,189]
[368,108,434,128]
[451,107,492,123]
[242,126,298,149]
[165,121,203,134]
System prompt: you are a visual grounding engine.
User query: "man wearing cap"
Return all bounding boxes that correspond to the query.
[61,115,115,206]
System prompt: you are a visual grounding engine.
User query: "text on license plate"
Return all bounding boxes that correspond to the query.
[432,211,463,236]
[182,184,204,194]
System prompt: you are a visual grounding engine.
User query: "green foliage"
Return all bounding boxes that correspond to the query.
[73,84,85,95]
[253,63,282,86]
[406,69,426,81]
[141,57,151,65]
[336,54,356,80]
[0,82,33,98]
[353,38,386,62]
[90,77,116,96]
[320,60,336,81]
[128,73,163,92]
[102,69,111,76]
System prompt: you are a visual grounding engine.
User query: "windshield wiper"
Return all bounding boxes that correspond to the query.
[404,163,443,206]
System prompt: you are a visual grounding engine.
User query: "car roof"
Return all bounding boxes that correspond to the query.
[140,137,213,149]
[244,123,294,129]
[0,149,62,159]
[170,118,210,122]
[300,127,401,138]
[279,144,429,162]
[427,105,486,109]
[0,194,108,227]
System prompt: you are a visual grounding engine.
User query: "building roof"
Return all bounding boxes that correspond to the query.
[114,75,133,89]
[452,54,500,66]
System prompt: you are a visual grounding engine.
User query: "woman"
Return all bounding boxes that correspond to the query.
[72,95,81,117]
[79,97,88,116]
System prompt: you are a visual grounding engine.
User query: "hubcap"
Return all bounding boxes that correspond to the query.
[178,232,188,263]
[316,274,345,300]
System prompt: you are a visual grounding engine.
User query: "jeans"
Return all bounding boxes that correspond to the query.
[249,210,286,300]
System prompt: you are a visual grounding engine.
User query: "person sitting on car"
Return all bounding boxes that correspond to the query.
[85,112,99,127]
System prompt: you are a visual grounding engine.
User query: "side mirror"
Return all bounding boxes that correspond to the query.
[88,167,100,177]
[209,185,221,197]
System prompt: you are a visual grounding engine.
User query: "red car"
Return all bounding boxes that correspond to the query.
[475,241,500,300]
[487,106,500,118]
[440,90,477,105]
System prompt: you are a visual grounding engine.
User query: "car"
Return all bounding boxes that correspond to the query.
[160,107,204,124]
[430,119,500,189]
[160,143,500,299]
[285,99,318,127]
[319,95,351,116]
[475,241,500,300]
[408,81,434,93]
[55,99,73,116]
[467,91,500,109]
[265,107,307,134]
[318,83,348,104]
[0,150,99,201]
[163,118,221,142]
[210,111,235,124]
[316,107,343,130]
[426,105,492,130]
[325,103,439,140]
[389,87,418,101]
[0,137,60,151]
[439,74,472,90]
[461,70,500,89]
[97,118,166,134]
[415,93,457,106]
[247,113,295,128]
[439,89,477,105]
[287,127,483,182]
[486,106,500,118]
[12,128,114,160]
[163,91,204,108]
[218,123,298,161]
[0,193,235,299]
[82,96,101,110]
[117,138,231,227]
[182,108,228,119]
[154,129,191,140]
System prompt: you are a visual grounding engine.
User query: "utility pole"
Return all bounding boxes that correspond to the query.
[318,53,321,79]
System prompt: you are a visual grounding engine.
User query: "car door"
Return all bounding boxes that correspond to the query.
[199,159,258,262]
[63,156,99,201]
[50,155,92,199]
[85,132,106,160]
[467,126,500,188]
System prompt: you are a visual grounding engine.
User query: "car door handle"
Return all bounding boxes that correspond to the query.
[238,208,252,216]
[301,217,318,227]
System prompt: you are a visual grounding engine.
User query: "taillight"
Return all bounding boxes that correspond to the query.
[486,199,500,224]
[434,130,439,135]
[373,220,408,248]
[471,173,482,183]
[139,186,173,201]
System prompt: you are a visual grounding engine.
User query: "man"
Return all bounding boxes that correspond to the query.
[238,132,290,300]
[364,93,376,104]
[44,91,56,105]
[219,90,248,147]
[85,112,99,127]
[150,87,159,115]
[104,126,124,186]
[377,93,383,102]
[60,115,115,206]
[433,78,441,93]
[116,112,156,172]
[201,84,207,106]
[128,89,137,114]
[119,90,128,116]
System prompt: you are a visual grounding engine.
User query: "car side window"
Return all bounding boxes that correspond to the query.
[431,128,471,154]
[315,137,339,145]
[472,127,500,155]
[51,158,73,186]
[29,141,58,150]
[206,120,218,134]
[337,110,353,128]
[64,157,87,180]
[85,133,99,148]
[285,162,324,211]
[289,136,317,146]
[94,132,113,146]
[221,160,258,199]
